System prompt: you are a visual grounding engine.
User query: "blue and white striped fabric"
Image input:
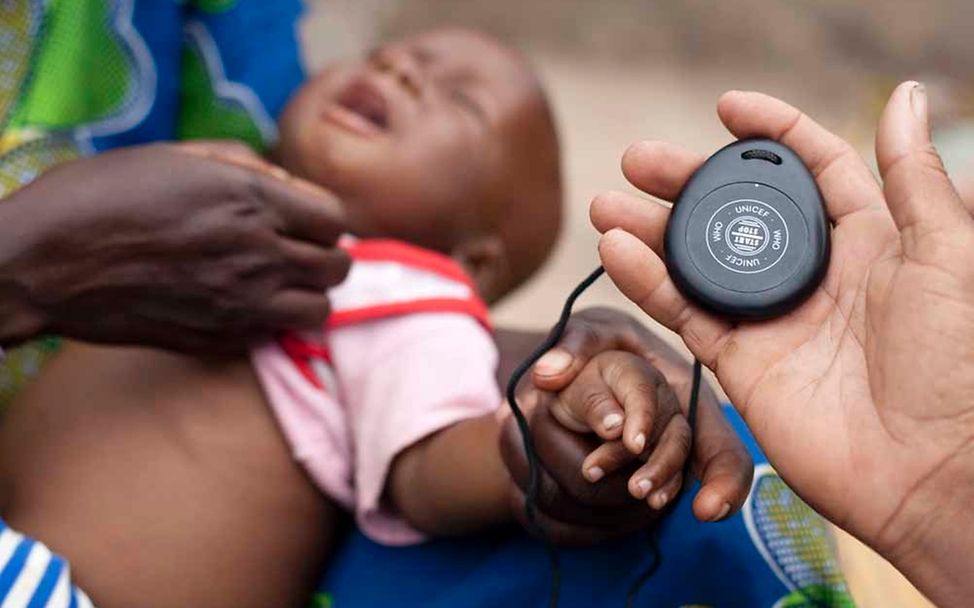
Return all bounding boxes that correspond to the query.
[0,520,93,608]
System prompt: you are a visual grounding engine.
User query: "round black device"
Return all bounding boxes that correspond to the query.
[664,138,830,320]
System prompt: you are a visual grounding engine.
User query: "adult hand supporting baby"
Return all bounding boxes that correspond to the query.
[498,307,753,544]
[593,82,974,607]
[0,143,350,353]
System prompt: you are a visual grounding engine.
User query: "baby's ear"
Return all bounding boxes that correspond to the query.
[452,235,508,303]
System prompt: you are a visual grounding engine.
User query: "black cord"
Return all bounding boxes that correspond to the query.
[624,359,702,607]
[505,265,604,608]
[505,266,705,608]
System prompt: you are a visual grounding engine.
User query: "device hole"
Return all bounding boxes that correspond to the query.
[741,149,783,165]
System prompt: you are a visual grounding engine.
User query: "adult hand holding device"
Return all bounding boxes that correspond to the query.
[0,143,349,353]
[591,82,974,607]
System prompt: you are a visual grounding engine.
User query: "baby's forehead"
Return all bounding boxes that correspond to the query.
[397,28,542,112]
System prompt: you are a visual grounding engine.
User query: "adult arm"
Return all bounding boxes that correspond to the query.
[593,81,974,606]
[0,143,348,353]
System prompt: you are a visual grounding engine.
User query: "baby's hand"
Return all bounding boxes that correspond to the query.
[548,351,691,510]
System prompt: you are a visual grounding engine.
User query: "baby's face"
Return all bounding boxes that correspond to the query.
[276,28,545,252]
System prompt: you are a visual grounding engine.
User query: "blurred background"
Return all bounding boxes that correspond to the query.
[299,3,972,605]
[301,0,974,335]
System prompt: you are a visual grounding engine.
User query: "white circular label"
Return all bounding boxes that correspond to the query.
[706,199,789,274]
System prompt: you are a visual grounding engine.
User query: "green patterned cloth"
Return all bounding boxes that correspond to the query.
[0,0,305,409]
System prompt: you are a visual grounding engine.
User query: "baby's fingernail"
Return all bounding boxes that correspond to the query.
[635,478,653,497]
[603,413,623,431]
[586,466,605,482]
[632,433,646,453]
[535,349,573,376]
[650,491,669,510]
[712,502,732,522]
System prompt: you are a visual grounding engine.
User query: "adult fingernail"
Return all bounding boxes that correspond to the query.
[636,478,653,497]
[712,502,732,522]
[632,433,646,453]
[535,349,573,376]
[910,82,927,122]
[586,466,605,482]
[650,491,668,510]
[603,413,623,431]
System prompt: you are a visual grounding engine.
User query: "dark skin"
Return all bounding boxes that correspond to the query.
[0,310,752,608]
[0,144,350,353]
[498,307,753,543]
[0,345,336,608]
[275,27,561,301]
[0,28,752,607]
[273,28,747,538]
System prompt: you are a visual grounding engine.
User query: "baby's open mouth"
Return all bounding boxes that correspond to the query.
[328,78,391,135]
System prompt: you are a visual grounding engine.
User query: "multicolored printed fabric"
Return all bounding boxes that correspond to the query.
[0,0,305,409]
[745,465,854,607]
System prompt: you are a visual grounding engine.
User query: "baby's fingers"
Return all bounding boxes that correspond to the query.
[551,359,627,439]
[599,352,678,455]
[647,472,684,511]
[628,414,691,502]
[581,440,634,482]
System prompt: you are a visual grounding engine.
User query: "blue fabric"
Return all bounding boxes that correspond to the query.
[25,554,66,608]
[80,0,306,153]
[318,406,852,608]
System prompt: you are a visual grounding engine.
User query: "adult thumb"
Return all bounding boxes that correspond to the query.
[875,81,970,249]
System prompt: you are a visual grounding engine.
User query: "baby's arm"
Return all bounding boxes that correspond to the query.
[388,413,511,536]
[384,350,691,538]
[333,311,505,544]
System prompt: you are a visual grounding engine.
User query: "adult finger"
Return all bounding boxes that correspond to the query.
[532,314,644,392]
[279,238,351,290]
[689,398,754,522]
[525,402,638,509]
[250,169,347,246]
[598,228,733,369]
[620,140,706,202]
[260,289,333,330]
[177,141,332,204]
[175,140,273,171]
[581,440,635,482]
[717,90,888,224]
[647,472,683,511]
[590,190,671,254]
[629,414,691,502]
[501,419,639,525]
[876,81,972,248]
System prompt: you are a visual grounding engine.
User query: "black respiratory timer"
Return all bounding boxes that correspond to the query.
[664,138,830,320]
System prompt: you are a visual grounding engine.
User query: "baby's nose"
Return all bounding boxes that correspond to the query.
[371,46,423,97]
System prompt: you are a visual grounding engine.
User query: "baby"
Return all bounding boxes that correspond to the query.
[0,27,690,607]
[254,27,689,544]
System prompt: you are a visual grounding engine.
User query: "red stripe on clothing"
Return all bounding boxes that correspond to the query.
[344,239,478,291]
[328,298,492,332]
[278,332,330,389]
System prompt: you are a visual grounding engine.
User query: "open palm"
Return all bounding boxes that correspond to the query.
[592,82,974,606]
